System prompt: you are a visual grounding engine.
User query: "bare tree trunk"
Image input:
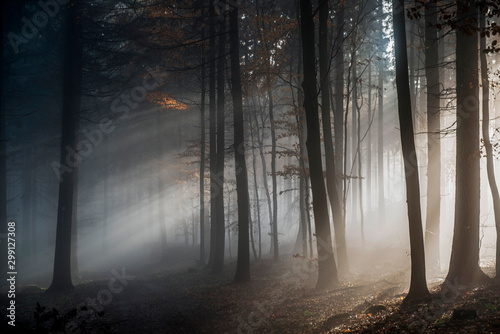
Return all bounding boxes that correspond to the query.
[393,0,430,301]
[48,1,84,293]
[357,95,365,247]
[207,0,217,269]
[231,0,251,283]
[268,87,279,261]
[300,0,338,289]
[367,62,372,215]
[156,110,168,262]
[213,5,227,273]
[377,1,385,224]
[319,0,347,275]
[424,1,441,276]
[446,0,489,286]
[480,10,500,279]
[248,112,259,261]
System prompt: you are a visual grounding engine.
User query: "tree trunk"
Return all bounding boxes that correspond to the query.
[230,0,251,283]
[207,0,217,269]
[156,110,168,262]
[357,94,365,247]
[199,9,207,266]
[268,87,279,261]
[446,0,488,286]
[48,1,83,293]
[319,0,347,275]
[250,115,262,260]
[351,47,358,225]
[213,6,227,273]
[479,10,500,279]
[393,0,430,301]
[377,1,385,224]
[367,62,372,216]
[300,0,338,290]
[424,1,441,276]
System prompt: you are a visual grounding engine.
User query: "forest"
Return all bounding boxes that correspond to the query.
[1,0,500,333]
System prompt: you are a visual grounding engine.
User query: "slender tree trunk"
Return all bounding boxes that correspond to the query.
[255,111,273,249]
[446,0,489,286]
[199,10,207,266]
[268,87,279,261]
[357,96,365,247]
[156,110,168,262]
[250,116,261,260]
[213,6,227,273]
[319,0,347,275]
[300,0,338,289]
[207,0,218,269]
[48,1,83,293]
[103,138,109,253]
[230,0,251,283]
[334,0,345,200]
[71,162,79,279]
[393,0,430,301]
[424,1,441,275]
[377,1,385,225]
[351,45,358,224]
[367,63,372,215]
[480,10,500,279]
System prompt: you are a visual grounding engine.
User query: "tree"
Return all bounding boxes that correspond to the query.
[445,0,489,286]
[48,0,84,293]
[479,6,500,279]
[231,0,251,284]
[424,0,441,276]
[213,4,227,273]
[199,16,207,265]
[207,0,218,270]
[300,0,338,290]
[392,0,430,301]
[377,0,385,225]
[319,0,347,276]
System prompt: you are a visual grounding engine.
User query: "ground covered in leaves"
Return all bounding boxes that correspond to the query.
[1,246,499,333]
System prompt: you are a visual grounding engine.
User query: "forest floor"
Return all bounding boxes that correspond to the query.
[2,245,500,333]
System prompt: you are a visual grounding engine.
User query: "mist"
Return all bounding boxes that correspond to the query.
[1,0,500,333]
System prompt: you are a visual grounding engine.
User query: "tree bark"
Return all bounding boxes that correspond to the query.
[213,5,227,273]
[446,0,489,286]
[230,0,251,283]
[48,1,84,293]
[268,87,279,261]
[300,0,338,290]
[392,0,430,301]
[200,21,207,265]
[377,1,385,224]
[424,1,441,276]
[319,0,347,275]
[207,0,217,269]
[479,10,500,279]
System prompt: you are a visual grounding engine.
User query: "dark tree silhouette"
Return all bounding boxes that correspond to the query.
[48,0,84,293]
[424,0,441,276]
[231,0,251,283]
[392,0,430,301]
[300,0,338,290]
[479,7,500,279]
[319,0,346,276]
[445,0,489,287]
